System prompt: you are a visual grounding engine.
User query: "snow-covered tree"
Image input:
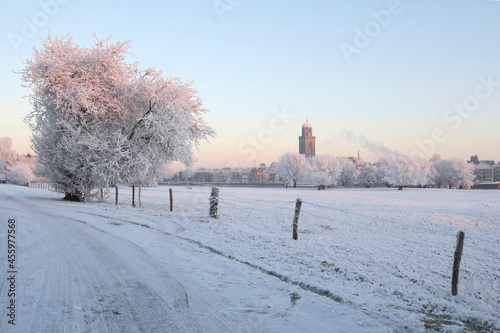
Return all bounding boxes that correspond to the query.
[375,154,395,187]
[450,158,475,189]
[379,154,435,190]
[0,160,7,175]
[433,158,475,189]
[9,162,35,186]
[432,159,454,188]
[0,137,17,173]
[277,152,306,187]
[338,157,357,187]
[357,163,380,188]
[21,34,214,201]
[304,154,342,188]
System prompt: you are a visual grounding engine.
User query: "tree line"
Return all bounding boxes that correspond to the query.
[277,152,475,190]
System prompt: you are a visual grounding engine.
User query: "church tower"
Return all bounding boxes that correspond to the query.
[299,117,316,158]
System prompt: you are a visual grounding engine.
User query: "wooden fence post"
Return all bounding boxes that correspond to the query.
[293,198,302,240]
[115,186,118,206]
[452,231,465,296]
[209,187,219,218]
[169,188,173,212]
[132,185,136,207]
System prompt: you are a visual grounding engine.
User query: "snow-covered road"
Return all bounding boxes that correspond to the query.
[0,185,202,332]
[0,185,391,332]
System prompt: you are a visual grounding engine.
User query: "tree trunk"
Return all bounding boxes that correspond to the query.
[83,188,91,202]
[293,179,297,188]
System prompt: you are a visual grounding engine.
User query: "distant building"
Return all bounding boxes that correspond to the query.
[251,167,264,182]
[190,163,281,184]
[493,164,500,182]
[468,155,495,166]
[469,155,480,165]
[194,168,214,182]
[468,155,498,183]
[299,117,315,158]
[268,162,279,171]
[474,162,493,182]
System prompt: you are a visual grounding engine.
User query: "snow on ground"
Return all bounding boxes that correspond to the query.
[0,184,499,332]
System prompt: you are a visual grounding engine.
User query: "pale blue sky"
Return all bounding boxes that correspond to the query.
[1,0,499,170]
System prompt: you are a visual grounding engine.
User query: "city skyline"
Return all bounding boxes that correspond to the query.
[1,1,499,172]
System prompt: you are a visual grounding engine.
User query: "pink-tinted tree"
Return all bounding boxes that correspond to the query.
[21,34,214,201]
[9,162,35,186]
[0,137,17,173]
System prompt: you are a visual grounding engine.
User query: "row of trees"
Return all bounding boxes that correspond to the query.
[0,137,36,185]
[277,152,357,188]
[20,34,214,201]
[277,152,475,189]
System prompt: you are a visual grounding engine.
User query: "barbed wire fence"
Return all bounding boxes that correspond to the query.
[110,185,498,299]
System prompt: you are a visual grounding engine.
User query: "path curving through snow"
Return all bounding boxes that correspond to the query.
[0,184,393,332]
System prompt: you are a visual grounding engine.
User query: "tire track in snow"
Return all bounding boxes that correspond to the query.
[55,206,268,332]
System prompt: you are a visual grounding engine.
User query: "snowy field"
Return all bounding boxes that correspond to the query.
[1,184,499,332]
